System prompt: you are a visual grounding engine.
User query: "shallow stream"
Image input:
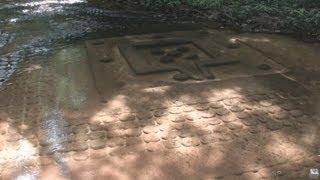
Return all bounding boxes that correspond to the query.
[0,0,203,87]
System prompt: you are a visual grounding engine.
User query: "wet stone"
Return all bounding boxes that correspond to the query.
[151,35,165,39]
[196,103,210,111]
[208,118,222,125]
[143,134,160,143]
[258,63,272,70]
[242,118,259,126]
[258,116,269,123]
[296,116,310,123]
[214,125,229,133]
[126,137,143,146]
[136,111,153,120]
[290,110,303,118]
[172,117,185,123]
[160,55,174,63]
[106,122,122,131]
[121,121,140,129]
[151,48,165,55]
[172,123,188,130]
[89,131,106,140]
[169,107,183,114]
[73,151,89,161]
[73,133,89,142]
[72,124,89,134]
[40,156,54,166]
[282,120,294,127]
[139,120,154,127]
[173,73,189,81]
[124,128,142,137]
[40,147,55,155]
[181,137,201,147]
[266,121,283,131]
[153,109,168,117]
[70,119,87,126]
[72,142,89,151]
[200,134,216,144]
[99,57,113,63]
[163,139,181,149]
[249,128,260,134]
[182,106,194,112]
[281,103,296,111]
[185,53,199,60]
[179,129,195,138]
[201,112,216,118]
[161,130,179,140]
[155,118,165,125]
[176,46,190,53]
[210,102,224,109]
[236,112,251,119]
[251,109,268,117]
[106,137,125,147]
[196,129,212,136]
[227,122,243,130]
[230,105,245,112]
[168,50,182,57]
[158,125,168,132]
[6,132,21,142]
[107,129,125,138]
[89,139,106,150]
[223,98,239,106]
[215,108,230,116]
[267,106,282,114]
[143,126,159,134]
[259,100,273,107]
[146,142,162,152]
[218,133,232,141]
[173,100,184,107]
[119,114,136,122]
[0,70,6,78]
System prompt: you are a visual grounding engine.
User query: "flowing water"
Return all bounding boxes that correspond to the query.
[0,0,203,87]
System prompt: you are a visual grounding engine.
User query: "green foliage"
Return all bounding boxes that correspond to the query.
[143,0,320,37]
[144,0,182,7]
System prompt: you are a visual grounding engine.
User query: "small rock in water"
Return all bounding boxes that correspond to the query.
[258,64,272,70]
[173,73,189,81]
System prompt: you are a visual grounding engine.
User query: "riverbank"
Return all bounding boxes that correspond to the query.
[88,0,320,42]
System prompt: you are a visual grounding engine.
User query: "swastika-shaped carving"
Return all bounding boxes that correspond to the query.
[118,38,239,81]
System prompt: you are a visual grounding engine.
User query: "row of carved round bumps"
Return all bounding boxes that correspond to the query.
[37,119,311,155]
[63,113,249,144]
[78,95,311,125]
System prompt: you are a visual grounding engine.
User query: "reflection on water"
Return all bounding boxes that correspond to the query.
[40,106,71,178]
